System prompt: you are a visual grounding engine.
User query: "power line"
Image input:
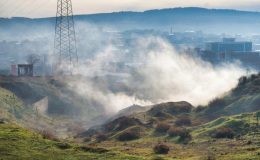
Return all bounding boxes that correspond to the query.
[54,0,78,74]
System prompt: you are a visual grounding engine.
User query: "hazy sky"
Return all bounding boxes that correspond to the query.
[0,0,260,18]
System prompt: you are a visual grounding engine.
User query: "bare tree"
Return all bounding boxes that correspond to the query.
[26,54,40,65]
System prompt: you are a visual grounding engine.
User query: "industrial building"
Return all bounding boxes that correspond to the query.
[201,38,260,69]
[206,38,252,53]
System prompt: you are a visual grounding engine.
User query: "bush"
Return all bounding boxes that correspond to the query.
[83,137,92,143]
[96,134,108,142]
[179,129,192,142]
[167,127,183,137]
[55,143,71,149]
[155,122,170,133]
[168,127,192,142]
[39,129,59,141]
[212,127,234,139]
[117,127,141,141]
[153,144,170,154]
[175,116,192,126]
[80,146,109,153]
[194,106,206,112]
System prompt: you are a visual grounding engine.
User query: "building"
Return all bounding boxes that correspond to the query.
[206,38,252,53]
[201,38,260,69]
[17,64,33,76]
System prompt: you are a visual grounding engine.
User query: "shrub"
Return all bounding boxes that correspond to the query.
[212,127,234,139]
[117,127,141,141]
[179,130,192,142]
[83,137,92,143]
[95,134,108,142]
[155,122,170,133]
[153,144,170,154]
[39,129,59,141]
[175,116,192,126]
[194,105,206,112]
[168,127,192,142]
[238,76,247,86]
[208,98,226,109]
[167,127,183,137]
[152,156,165,160]
[55,143,71,149]
[80,146,109,153]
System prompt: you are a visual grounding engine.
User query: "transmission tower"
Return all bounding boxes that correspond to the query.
[54,0,78,73]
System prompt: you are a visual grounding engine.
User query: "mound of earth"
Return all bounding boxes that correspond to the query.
[148,101,193,116]
[78,116,144,138]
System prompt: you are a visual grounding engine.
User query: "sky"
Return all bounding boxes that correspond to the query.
[0,0,260,18]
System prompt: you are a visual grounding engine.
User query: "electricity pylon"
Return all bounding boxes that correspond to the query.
[54,0,78,73]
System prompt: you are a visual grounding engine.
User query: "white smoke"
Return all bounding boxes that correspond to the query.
[127,37,247,105]
[63,35,247,114]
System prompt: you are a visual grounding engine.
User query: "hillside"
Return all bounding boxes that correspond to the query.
[0,76,104,119]
[1,7,260,35]
[199,74,260,120]
[76,74,260,159]
[0,76,107,138]
[1,73,260,159]
[0,123,144,160]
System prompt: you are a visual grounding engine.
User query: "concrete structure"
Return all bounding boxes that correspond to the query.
[10,65,17,76]
[206,38,252,53]
[201,38,260,69]
[17,64,33,76]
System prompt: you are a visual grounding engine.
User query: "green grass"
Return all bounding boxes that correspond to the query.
[0,123,146,160]
[192,112,259,138]
[0,87,26,122]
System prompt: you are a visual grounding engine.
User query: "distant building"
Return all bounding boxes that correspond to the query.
[201,38,260,69]
[206,38,252,53]
[17,64,33,76]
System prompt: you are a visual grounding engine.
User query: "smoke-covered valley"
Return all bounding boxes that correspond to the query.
[1,6,260,160]
[0,22,250,116]
[67,35,248,114]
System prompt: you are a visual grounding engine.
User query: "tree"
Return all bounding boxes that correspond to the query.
[26,54,40,65]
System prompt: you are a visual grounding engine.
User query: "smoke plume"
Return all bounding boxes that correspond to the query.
[64,35,247,114]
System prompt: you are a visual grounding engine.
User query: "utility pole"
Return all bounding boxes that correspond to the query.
[54,0,78,74]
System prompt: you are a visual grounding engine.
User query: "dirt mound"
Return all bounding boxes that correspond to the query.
[148,101,193,117]
[104,116,143,132]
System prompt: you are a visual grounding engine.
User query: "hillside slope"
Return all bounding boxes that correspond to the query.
[0,123,145,160]
[0,76,104,120]
[199,74,260,120]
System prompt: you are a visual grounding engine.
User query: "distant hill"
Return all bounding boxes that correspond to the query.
[1,7,260,36]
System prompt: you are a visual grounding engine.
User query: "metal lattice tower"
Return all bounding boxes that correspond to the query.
[54,0,78,72]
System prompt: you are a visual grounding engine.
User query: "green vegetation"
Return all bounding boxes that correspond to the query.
[0,123,145,160]
[1,74,260,159]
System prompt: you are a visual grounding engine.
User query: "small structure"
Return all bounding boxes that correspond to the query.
[18,64,33,76]
[10,64,17,76]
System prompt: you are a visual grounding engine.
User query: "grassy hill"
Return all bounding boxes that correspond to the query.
[0,76,107,139]
[1,74,260,159]
[198,74,260,120]
[77,74,260,159]
[0,123,145,160]
[0,76,104,120]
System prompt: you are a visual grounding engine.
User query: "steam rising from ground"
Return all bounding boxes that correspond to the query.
[65,36,247,113]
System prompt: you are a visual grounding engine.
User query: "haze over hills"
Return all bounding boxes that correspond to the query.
[0,5,260,160]
[1,7,260,36]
